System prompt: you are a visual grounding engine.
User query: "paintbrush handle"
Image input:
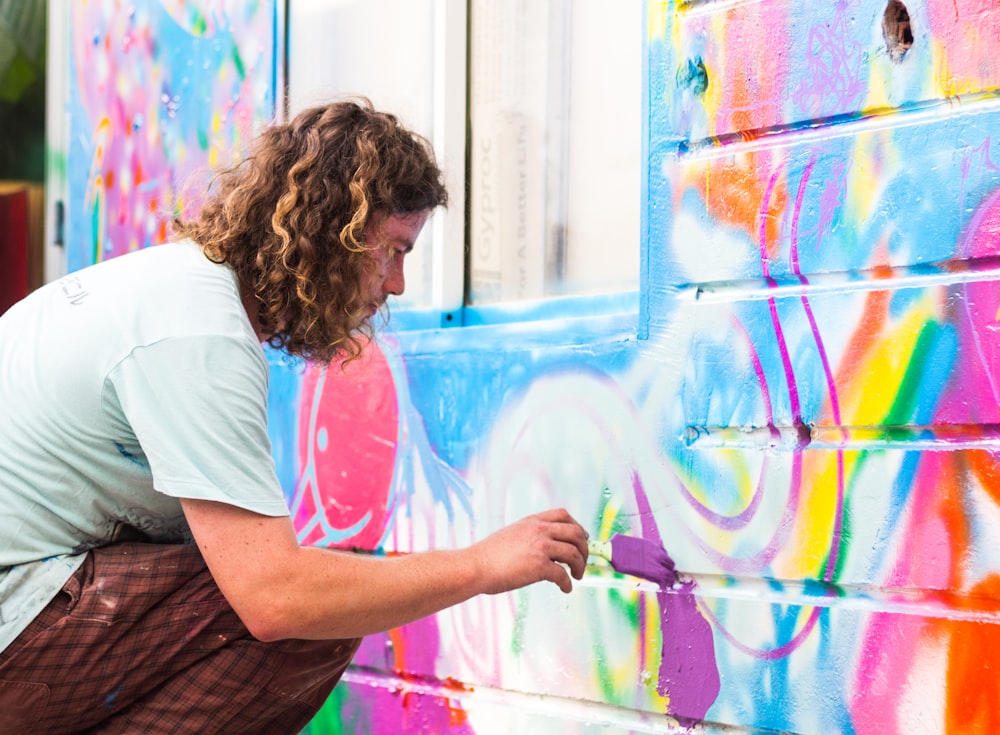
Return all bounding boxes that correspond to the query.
[587,539,612,563]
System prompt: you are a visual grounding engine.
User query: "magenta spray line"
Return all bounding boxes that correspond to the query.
[672,314,771,535]
[789,155,847,583]
[654,162,841,661]
[672,317,799,577]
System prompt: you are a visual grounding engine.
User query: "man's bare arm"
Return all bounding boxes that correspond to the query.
[180,498,589,641]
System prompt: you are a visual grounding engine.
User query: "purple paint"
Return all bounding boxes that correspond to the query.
[631,471,720,723]
[608,533,677,588]
[657,582,722,726]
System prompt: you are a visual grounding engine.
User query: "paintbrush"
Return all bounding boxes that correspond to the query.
[588,534,677,588]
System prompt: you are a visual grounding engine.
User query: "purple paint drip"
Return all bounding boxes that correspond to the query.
[631,471,720,723]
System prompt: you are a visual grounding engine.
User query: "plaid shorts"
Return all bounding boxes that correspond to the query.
[0,542,361,734]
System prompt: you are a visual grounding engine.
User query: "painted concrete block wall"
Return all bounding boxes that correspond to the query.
[54,0,1000,733]
[295,2,1000,732]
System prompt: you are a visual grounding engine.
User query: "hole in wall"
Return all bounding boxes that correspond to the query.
[677,57,709,97]
[883,0,913,63]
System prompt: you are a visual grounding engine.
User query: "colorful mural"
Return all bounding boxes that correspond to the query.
[66,0,278,271]
[59,0,1000,733]
[292,1,1000,732]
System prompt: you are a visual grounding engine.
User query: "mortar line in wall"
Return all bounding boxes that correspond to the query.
[579,571,1000,624]
[667,88,1000,162]
[339,665,784,734]
[676,256,1000,303]
[683,422,1000,452]
[676,0,768,19]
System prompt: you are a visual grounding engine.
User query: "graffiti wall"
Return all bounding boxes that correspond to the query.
[291,1,1000,733]
[58,0,1000,733]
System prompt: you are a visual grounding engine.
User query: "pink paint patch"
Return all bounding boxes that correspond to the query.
[926,0,1000,90]
[296,343,399,549]
[850,453,955,732]
[350,619,475,735]
[940,186,1000,423]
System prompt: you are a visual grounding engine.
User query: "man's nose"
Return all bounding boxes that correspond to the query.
[384,259,405,296]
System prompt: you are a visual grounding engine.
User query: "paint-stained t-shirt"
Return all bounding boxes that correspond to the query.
[0,240,289,652]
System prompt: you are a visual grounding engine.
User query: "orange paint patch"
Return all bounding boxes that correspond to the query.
[967,449,1000,508]
[943,575,1000,733]
[830,289,891,413]
[699,154,788,254]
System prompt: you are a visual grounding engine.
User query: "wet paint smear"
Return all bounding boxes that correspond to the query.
[632,470,720,723]
[608,533,677,588]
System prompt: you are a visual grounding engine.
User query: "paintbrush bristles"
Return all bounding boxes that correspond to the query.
[608,533,677,588]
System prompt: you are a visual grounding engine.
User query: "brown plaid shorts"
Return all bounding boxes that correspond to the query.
[0,542,361,734]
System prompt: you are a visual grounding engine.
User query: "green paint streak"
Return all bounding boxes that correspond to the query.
[298,685,348,734]
[45,148,68,181]
[591,489,634,536]
[510,593,527,655]
[828,319,941,581]
[884,320,941,425]
[594,645,615,701]
[231,44,246,80]
[197,127,209,151]
[90,197,100,265]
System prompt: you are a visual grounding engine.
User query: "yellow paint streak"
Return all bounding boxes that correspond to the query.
[844,137,885,224]
[642,593,670,711]
[933,38,962,98]
[777,296,936,578]
[863,54,894,111]
[648,1,671,44]
[720,449,755,516]
[597,496,622,540]
[839,295,935,425]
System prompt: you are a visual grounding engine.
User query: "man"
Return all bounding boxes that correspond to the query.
[0,99,589,733]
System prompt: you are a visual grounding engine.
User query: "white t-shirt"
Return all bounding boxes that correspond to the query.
[0,240,290,652]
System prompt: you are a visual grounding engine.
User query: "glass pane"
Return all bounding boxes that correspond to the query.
[286,0,437,309]
[468,0,641,305]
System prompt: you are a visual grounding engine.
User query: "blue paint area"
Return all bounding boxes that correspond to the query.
[676,57,709,96]
[266,347,304,502]
[104,685,122,709]
[393,311,638,469]
[114,442,149,469]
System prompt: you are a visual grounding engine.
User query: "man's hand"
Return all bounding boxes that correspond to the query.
[470,508,589,595]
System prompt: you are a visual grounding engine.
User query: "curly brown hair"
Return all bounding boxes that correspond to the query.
[172,98,448,363]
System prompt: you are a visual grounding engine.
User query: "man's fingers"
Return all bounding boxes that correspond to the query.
[548,561,573,593]
[532,508,590,563]
[545,537,587,582]
[479,508,592,595]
